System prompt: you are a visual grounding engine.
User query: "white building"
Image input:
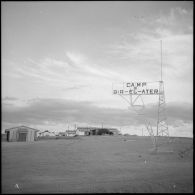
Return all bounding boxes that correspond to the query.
[58,132,66,137]
[76,130,85,136]
[108,128,120,135]
[76,127,92,135]
[66,130,77,137]
[38,130,56,137]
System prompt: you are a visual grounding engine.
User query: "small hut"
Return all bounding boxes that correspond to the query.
[5,126,39,142]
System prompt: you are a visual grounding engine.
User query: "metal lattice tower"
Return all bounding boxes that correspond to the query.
[157,81,169,137]
[156,41,169,138]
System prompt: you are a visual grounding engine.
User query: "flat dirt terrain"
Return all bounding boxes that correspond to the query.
[2,135,193,193]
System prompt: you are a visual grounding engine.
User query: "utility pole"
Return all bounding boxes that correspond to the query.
[160,40,163,82]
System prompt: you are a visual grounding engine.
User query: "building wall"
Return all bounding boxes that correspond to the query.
[66,133,76,137]
[76,127,91,135]
[26,129,36,141]
[8,130,18,142]
[5,126,38,142]
[76,130,85,136]
[39,131,55,137]
[77,127,119,136]
[108,129,119,135]
[1,134,7,141]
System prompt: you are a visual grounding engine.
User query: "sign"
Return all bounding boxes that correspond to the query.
[113,82,160,95]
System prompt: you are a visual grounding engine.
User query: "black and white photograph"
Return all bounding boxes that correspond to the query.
[1,1,193,193]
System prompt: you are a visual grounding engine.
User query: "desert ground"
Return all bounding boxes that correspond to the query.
[2,135,193,193]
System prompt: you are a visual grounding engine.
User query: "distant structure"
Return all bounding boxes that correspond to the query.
[66,130,77,137]
[5,126,39,142]
[76,127,119,136]
[58,132,66,137]
[76,127,93,135]
[76,127,87,136]
[108,128,120,135]
[38,130,56,137]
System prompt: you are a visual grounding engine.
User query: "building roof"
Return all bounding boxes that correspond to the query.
[41,130,55,133]
[108,128,119,132]
[77,127,92,129]
[66,130,76,133]
[77,127,101,132]
[5,126,39,132]
[77,127,119,132]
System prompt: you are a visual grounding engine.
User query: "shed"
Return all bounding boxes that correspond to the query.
[5,126,39,142]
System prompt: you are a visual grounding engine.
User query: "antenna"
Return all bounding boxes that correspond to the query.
[160,40,163,81]
[157,40,169,138]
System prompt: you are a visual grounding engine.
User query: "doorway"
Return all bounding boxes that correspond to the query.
[18,133,27,141]
[6,131,10,142]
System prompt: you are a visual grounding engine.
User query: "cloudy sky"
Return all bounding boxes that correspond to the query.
[2,1,193,137]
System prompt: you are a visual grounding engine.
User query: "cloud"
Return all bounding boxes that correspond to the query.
[2,98,193,137]
[2,53,126,105]
[166,102,193,123]
[3,51,123,93]
[66,51,122,80]
[2,98,133,127]
[107,5,193,102]
[147,7,193,34]
[2,96,18,101]
[66,52,86,65]
[158,7,192,22]
[109,5,193,54]
[169,121,193,138]
[2,57,71,85]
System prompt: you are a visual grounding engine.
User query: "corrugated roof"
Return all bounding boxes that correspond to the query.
[5,126,39,132]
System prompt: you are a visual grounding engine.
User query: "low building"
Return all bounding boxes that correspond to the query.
[66,130,77,137]
[76,127,96,136]
[76,130,85,136]
[1,133,7,141]
[76,127,90,135]
[76,126,120,136]
[58,132,66,136]
[38,130,56,137]
[5,126,39,142]
[108,128,120,135]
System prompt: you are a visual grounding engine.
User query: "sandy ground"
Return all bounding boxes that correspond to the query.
[2,135,193,193]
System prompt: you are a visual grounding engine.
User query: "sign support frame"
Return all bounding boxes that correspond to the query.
[112,40,169,151]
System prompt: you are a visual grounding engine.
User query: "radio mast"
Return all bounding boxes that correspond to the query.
[156,40,169,138]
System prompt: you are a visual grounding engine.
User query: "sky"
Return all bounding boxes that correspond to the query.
[2,1,193,137]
